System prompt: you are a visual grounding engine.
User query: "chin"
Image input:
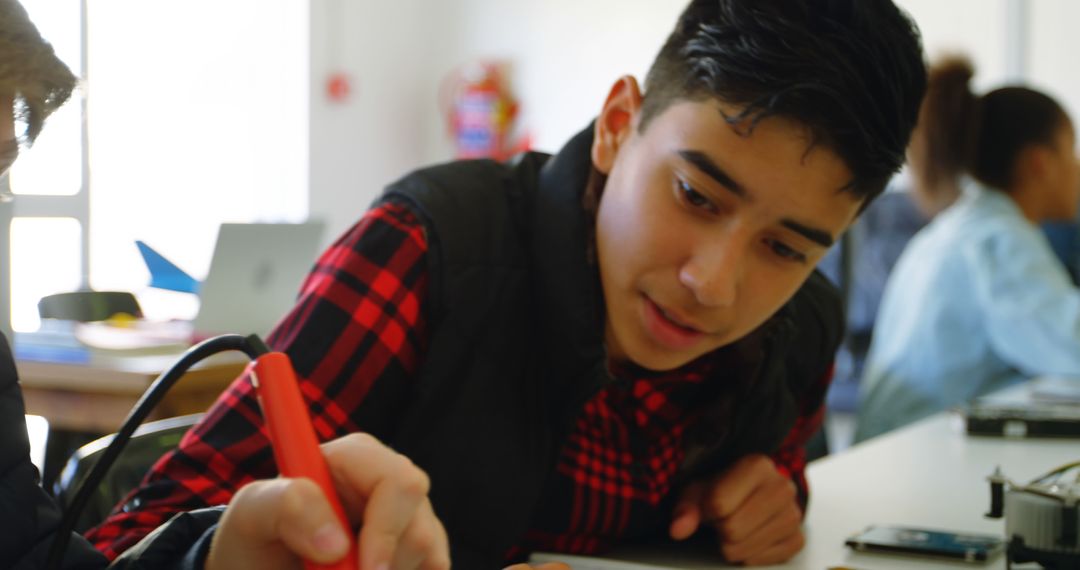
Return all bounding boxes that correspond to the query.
[625,346,699,372]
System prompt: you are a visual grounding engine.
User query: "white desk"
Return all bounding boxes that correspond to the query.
[534,410,1073,569]
[793,412,1065,569]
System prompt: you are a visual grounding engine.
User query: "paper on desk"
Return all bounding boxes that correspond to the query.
[530,539,726,569]
[73,320,192,353]
[529,553,672,570]
[13,320,91,363]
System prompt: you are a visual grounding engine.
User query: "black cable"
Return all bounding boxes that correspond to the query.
[46,333,269,570]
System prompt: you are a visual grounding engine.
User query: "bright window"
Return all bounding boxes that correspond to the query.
[10,218,82,329]
[86,0,309,324]
[10,103,82,197]
[7,0,308,332]
[6,0,85,334]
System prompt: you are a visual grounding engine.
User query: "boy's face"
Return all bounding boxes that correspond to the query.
[592,78,862,371]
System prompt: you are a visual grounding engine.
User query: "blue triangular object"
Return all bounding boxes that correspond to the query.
[135,240,201,294]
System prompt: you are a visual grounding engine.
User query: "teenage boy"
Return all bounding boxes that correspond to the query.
[90,0,927,567]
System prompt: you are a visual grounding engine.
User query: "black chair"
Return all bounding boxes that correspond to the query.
[52,413,202,533]
[38,291,143,323]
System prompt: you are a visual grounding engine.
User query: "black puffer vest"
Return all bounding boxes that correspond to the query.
[359,126,843,568]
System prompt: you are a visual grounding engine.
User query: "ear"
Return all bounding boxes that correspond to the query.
[591,75,643,175]
[1019,145,1052,182]
[1005,146,1032,189]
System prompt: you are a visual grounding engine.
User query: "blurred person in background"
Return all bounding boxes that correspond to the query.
[857,56,1080,442]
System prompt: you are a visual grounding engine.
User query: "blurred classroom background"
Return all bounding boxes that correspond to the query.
[5,0,1080,467]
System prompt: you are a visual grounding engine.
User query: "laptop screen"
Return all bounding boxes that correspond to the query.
[192,221,325,338]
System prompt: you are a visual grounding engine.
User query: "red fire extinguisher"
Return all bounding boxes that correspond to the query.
[443,61,528,161]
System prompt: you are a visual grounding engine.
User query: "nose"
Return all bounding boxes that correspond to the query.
[677,238,746,308]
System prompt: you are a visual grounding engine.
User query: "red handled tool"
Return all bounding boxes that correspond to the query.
[249,352,359,570]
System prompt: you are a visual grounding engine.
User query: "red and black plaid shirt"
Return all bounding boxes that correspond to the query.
[87,202,829,562]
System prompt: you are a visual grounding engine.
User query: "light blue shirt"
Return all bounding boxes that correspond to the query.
[856,181,1080,441]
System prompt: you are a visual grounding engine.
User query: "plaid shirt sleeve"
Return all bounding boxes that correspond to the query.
[769,362,833,512]
[85,201,430,560]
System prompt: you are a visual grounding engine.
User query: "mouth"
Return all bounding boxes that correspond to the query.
[642,295,706,350]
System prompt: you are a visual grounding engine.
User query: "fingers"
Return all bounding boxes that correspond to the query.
[715,474,798,544]
[702,455,778,520]
[321,433,398,525]
[669,480,707,540]
[718,499,803,564]
[210,432,449,570]
[208,477,350,570]
[669,454,804,565]
[389,498,451,570]
[503,564,573,570]
[701,454,803,565]
[262,478,351,563]
[321,433,444,570]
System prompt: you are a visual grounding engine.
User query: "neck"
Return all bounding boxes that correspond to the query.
[1004,180,1046,223]
[914,179,962,217]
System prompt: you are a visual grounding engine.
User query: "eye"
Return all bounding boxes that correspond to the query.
[676,179,718,214]
[765,238,808,264]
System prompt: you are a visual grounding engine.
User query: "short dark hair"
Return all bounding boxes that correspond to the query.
[640,0,927,204]
[0,0,77,144]
[973,87,1068,190]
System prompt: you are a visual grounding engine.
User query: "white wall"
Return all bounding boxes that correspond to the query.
[307,0,687,242]
[308,0,433,242]
[895,0,1012,90]
[889,0,1080,128]
[418,0,687,157]
[1029,0,1080,124]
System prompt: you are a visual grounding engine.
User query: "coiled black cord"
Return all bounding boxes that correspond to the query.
[45,333,270,569]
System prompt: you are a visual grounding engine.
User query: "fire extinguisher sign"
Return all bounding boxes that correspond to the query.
[447,62,519,160]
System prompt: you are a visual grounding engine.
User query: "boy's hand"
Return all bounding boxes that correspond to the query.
[207,433,450,570]
[669,454,804,566]
[504,564,572,570]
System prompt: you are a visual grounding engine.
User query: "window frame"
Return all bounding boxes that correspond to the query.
[1,0,89,337]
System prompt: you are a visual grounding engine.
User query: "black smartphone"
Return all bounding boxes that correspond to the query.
[845,525,1004,563]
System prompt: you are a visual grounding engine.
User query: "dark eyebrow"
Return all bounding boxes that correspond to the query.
[678,148,835,248]
[781,219,834,248]
[677,149,747,198]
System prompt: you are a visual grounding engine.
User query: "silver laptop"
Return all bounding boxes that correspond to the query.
[191,221,325,339]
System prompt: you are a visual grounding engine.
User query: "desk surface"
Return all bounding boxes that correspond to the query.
[17,350,243,391]
[795,412,1063,569]
[16,350,245,433]
[534,410,1072,569]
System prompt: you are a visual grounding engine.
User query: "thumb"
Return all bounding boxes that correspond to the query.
[670,481,707,541]
[208,478,350,570]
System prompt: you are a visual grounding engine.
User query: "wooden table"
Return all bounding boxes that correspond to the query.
[16,350,245,433]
